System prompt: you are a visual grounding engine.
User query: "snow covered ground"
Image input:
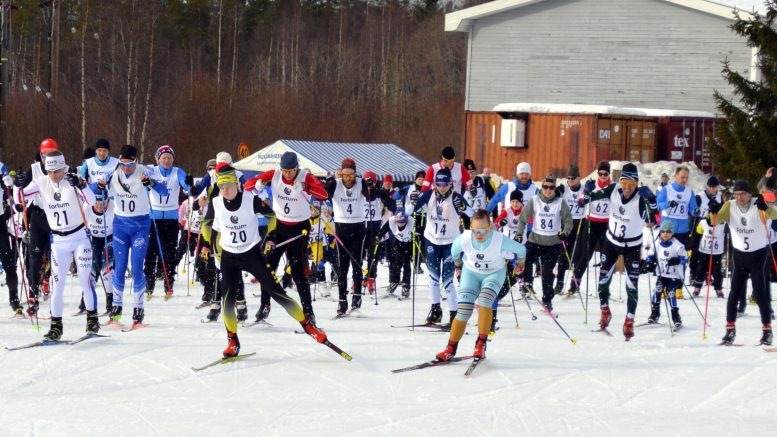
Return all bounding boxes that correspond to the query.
[0,259,775,436]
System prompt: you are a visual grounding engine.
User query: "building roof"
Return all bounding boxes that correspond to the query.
[446,0,759,32]
[492,102,719,118]
[233,139,428,183]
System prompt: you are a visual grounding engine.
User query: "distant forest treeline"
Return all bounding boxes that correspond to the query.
[1,0,483,172]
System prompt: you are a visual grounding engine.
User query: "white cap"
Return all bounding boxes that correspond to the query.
[44,154,67,172]
[216,151,233,164]
[516,162,531,175]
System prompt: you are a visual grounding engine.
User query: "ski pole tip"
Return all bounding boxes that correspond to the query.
[571,339,578,345]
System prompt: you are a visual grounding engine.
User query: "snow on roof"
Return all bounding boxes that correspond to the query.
[492,102,719,118]
[446,0,757,32]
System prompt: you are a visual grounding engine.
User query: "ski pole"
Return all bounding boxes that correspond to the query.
[411,210,420,331]
[662,283,675,338]
[507,279,520,329]
[150,213,173,299]
[312,215,323,302]
[702,214,717,340]
[366,235,381,306]
[561,239,585,312]
[17,184,41,329]
[522,281,576,344]
[680,281,711,326]
[182,201,193,276]
[561,218,583,295]
[6,187,37,330]
[517,278,538,320]
[332,233,362,267]
[585,216,591,324]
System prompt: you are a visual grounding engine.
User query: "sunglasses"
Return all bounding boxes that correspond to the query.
[598,172,609,176]
[118,161,136,167]
[620,180,637,188]
[542,185,555,190]
[341,172,356,177]
[436,182,451,188]
[471,229,489,235]
[442,158,455,163]
[217,182,237,189]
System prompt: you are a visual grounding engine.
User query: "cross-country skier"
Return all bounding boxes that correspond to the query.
[486,161,538,215]
[95,145,167,328]
[657,166,696,300]
[17,151,97,340]
[435,209,526,362]
[515,174,573,311]
[582,162,658,340]
[144,145,192,299]
[202,165,327,357]
[690,176,724,297]
[421,146,472,194]
[15,139,58,315]
[80,139,119,184]
[406,168,474,325]
[0,171,21,315]
[376,210,414,298]
[708,180,777,346]
[554,165,586,295]
[362,171,395,294]
[568,161,612,295]
[461,159,494,229]
[325,158,370,317]
[243,151,328,325]
[644,220,686,328]
[76,191,115,315]
[307,200,336,292]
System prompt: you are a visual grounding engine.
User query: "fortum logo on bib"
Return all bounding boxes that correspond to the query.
[543,205,550,212]
[284,187,292,195]
[230,216,239,224]
[54,192,62,201]
[741,217,748,227]
[619,206,626,215]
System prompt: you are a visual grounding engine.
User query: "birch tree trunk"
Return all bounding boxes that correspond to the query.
[139,17,156,159]
[80,3,89,150]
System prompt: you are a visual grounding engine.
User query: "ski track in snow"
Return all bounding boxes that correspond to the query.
[1,260,776,436]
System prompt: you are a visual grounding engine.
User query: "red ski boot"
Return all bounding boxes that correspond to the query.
[223,332,240,358]
[301,319,327,343]
[599,305,612,329]
[473,334,488,360]
[623,317,635,341]
[435,339,458,362]
[367,278,376,295]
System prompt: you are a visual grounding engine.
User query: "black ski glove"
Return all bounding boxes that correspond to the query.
[707,198,722,214]
[185,173,194,188]
[666,257,681,266]
[142,177,156,188]
[557,231,567,239]
[452,195,466,213]
[755,195,769,211]
[13,171,26,188]
[66,173,85,189]
[498,218,508,227]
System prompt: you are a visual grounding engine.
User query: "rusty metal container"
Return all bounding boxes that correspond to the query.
[656,117,718,173]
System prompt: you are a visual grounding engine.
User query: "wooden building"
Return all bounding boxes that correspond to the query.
[445,0,758,177]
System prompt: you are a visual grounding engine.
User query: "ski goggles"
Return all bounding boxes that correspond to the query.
[619,180,637,188]
[435,181,451,188]
[471,228,489,235]
[541,184,555,190]
[118,161,136,168]
[217,181,237,190]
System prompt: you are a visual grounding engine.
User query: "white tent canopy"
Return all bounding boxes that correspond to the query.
[233,139,428,183]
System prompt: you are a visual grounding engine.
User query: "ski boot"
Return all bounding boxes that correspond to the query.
[554,283,564,296]
[132,307,145,326]
[9,298,22,317]
[426,303,442,324]
[254,303,270,323]
[236,300,248,322]
[86,310,100,334]
[74,298,87,316]
[647,303,660,324]
[623,317,634,340]
[336,300,348,318]
[671,307,683,329]
[401,285,410,298]
[301,319,327,343]
[206,302,221,322]
[473,334,488,359]
[109,305,123,321]
[435,339,458,362]
[716,289,724,299]
[692,287,701,297]
[599,305,612,329]
[105,293,114,315]
[542,298,553,313]
[351,294,363,311]
[223,331,240,358]
[27,291,40,317]
[367,278,376,295]
[566,287,578,298]
[44,317,63,341]
[721,322,736,345]
[760,324,773,346]
[145,288,153,301]
[387,282,399,295]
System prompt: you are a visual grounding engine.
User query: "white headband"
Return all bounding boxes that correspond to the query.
[44,155,67,172]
